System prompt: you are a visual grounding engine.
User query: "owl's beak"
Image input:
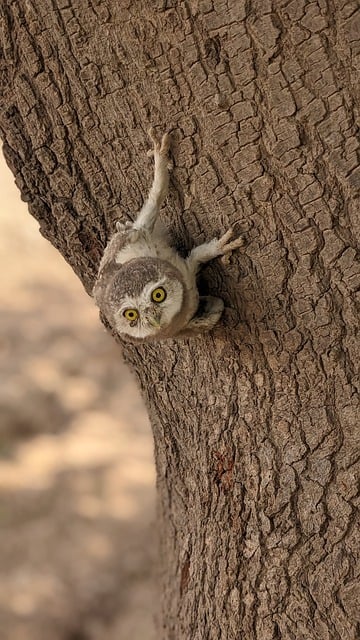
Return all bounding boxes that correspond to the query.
[148,316,161,328]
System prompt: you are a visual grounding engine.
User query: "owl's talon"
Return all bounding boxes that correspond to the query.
[148,127,170,157]
[222,237,245,253]
[218,228,234,247]
[218,229,244,255]
[116,220,133,233]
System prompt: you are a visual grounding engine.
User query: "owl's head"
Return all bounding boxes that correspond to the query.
[103,258,185,340]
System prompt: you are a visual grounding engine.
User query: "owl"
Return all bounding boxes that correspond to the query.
[93,128,243,342]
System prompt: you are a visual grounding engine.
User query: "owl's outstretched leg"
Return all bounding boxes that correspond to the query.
[187,228,244,274]
[133,128,171,232]
[176,296,224,337]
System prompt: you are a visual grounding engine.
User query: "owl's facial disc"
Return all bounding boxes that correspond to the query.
[111,263,185,339]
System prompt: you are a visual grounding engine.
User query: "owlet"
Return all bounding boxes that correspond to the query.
[93,128,243,342]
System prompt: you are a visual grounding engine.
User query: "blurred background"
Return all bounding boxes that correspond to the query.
[0,152,156,640]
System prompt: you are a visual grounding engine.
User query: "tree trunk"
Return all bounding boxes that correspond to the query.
[1,1,359,638]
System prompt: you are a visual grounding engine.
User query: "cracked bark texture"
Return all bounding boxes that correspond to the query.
[1,1,360,638]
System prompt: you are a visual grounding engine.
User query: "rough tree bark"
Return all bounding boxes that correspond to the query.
[1,1,359,638]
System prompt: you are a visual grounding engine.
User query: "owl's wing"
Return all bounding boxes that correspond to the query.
[92,231,128,305]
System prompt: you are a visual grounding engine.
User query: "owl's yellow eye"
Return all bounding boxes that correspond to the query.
[151,287,167,303]
[123,308,139,322]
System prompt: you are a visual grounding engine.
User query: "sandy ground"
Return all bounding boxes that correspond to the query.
[0,153,157,639]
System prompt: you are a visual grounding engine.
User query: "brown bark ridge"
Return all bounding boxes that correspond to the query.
[1,1,359,638]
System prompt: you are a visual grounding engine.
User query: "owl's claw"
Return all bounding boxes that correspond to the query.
[147,127,171,158]
[116,220,133,233]
[218,228,244,254]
